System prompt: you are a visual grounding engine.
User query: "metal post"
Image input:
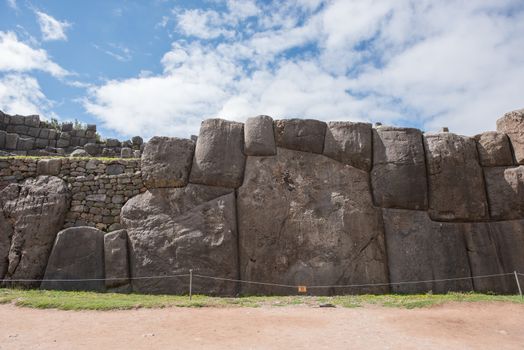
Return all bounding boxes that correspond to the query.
[189,269,193,301]
[514,271,522,299]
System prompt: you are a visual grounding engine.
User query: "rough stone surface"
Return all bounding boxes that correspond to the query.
[36,159,62,176]
[104,229,129,289]
[244,115,276,156]
[141,137,195,189]
[323,122,372,171]
[189,119,245,188]
[382,209,473,293]
[41,227,105,292]
[424,133,488,221]
[484,166,524,220]
[5,133,18,150]
[0,206,13,280]
[496,109,524,164]
[121,184,237,295]
[238,148,389,295]
[0,130,5,149]
[274,119,327,154]
[474,132,513,167]
[70,149,89,157]
[371,127,427,210]
[0,176,70,287]
[120,147,133,158]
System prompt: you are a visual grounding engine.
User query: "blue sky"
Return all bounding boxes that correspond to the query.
[0,0,523,140]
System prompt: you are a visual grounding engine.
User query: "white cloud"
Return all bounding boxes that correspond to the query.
[0,31,68,77]
[93,43,132,62]
[6,0,17,10]
[85,0,524,138]
[35,10,71,41]
[0,74,56,118]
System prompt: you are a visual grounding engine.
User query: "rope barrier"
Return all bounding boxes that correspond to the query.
[0,272,520,290]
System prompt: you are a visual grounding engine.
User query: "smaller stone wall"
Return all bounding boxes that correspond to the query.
[0,157,145,231]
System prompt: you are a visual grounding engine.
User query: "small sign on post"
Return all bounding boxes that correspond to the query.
[298,285,307,293]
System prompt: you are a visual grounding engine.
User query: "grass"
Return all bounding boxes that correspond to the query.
[0,288,522,311]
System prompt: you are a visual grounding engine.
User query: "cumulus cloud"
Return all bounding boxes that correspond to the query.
[85,0,524,138]
[0,74,56,118]
[35,10,71,41]
[0,31,68,77]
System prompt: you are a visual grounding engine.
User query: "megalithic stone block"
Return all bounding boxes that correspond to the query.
[141,136,195,189]
[104,229,130,289]
[497,109,524,164]
[244,115,276,156]
[274,119,327,154]
[189,118,246,188]
[474,131,513,167]
[323,121,372,171]
[41,227,105,292]
[424,132,488,221]
[371,127,428,210]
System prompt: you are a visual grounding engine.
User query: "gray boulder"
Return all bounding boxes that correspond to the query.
[237,148,389,295]
[497,109,524,164]
[382,209,473,293]
[244,115,276,156]
[484,166,524,220]
[70,149,89,157]
[106,138,121,148]
[323,121,372,171]
[41,227,105,292]
[104,229,130,289]
[371,127,427,210]
[424,133,488,221]
[0,130,6,148]
[474,131,514,167]
[0,206,13,280]
[1,176,69,288]
[84,143,100,156]
[132,136,143,146]
[17,137,34,151]
[121,184,238,295]
[274,119,326,154]
[141,136,195,188]
[189,119,246,188]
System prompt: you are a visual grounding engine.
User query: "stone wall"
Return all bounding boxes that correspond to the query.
[1,108,524,295]
[0,111,143,157]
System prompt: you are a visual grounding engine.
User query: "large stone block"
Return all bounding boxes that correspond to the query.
[189,119,246,188]
[424,133,488,221]
[323,121,372,171]
[37,159,62,176]
[371,127,427,210]
[497,109,524,164]
[17,137,34,151]
[462,222,516,294]
[0,130,6,148]
[121,184,237,295]
[5,133,18,150]
[484,166,524,220]
[474,132,514,167]
[382,209,473,293]
[238,148,389,295]
[244,115,276,156]
[24,115,40,127]
[10,115,24,125]
[141,136,195,188]
[0,176,69,288]
[274,119,326,154]
[41,227,105,292]
[0,206,13,280]
[104,229,129,289]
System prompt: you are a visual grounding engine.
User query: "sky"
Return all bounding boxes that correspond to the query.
[0,0,523,140]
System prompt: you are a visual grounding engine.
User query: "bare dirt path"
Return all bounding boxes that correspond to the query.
[0,302,523,350]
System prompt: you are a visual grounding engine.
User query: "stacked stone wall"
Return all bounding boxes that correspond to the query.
[1,108,524,295]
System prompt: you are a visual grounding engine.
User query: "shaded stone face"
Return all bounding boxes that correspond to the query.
[323,121,372,171]
[141,136,195,189]
[497,109,524,164]
[244,115,276,156]
[371,127,428,210]
[474,131,514,167]
[382,209,473,294]
[120,184,238,295]
[104,229,130,289]
[484,166,524,220]
[41,227,105,292]
[237,148,389,295]
[273,119,327,154]
[189,119,246,188]
[424,133,488,221]
[0,176,70,288]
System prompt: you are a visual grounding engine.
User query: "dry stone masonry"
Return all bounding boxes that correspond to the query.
[1,109,524,295]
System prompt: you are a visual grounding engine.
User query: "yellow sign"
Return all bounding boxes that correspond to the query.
[298,286,307,293]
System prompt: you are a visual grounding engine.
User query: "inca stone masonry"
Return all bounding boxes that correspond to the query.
[1,109,524,295]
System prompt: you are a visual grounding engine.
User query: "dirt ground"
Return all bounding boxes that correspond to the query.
[0,302,523,350]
